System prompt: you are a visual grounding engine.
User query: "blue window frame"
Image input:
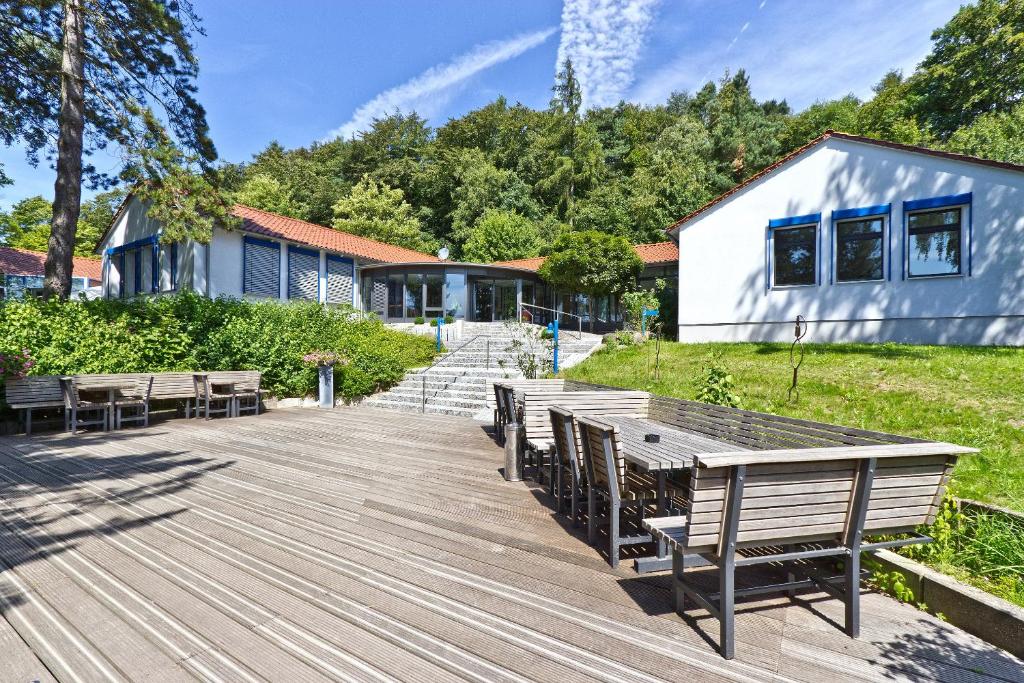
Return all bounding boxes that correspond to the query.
[767,213,821,289]
[902,193,971,279]
[831,204,890,283]
[133,248,142,295]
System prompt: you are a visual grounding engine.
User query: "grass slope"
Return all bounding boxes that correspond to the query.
[565,341,1024,512]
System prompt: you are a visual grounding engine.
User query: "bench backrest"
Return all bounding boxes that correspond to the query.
[549,406,585,477]
[3,375,64,408]
[149,372,201,400]
[485,378,565,408]
[206,370,261,392]
[576,415,632,496]
[683,444,972,555]
[494,383,517,425]
[521,390,648,445]
[649,395,921,451]
[72,373,147,388]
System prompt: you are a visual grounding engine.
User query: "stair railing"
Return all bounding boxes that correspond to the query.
[519,303,584,340]
[417,334,485,413]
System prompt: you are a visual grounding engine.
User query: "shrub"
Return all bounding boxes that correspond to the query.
[429,318,438,327]
[694,353,742,408]
[0,293,436,403]
[414,315,425,325]
[444,314,455,324]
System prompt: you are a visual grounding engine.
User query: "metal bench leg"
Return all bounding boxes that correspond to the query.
[719,556,736,660]
[24,408,32,436]
[609,499,621,568]
[571,474,581,528]
[844,458,874,639]
[548,446,556,496]
[587,487,597,544]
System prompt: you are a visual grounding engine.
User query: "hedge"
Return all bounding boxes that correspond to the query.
[0,292,437,402]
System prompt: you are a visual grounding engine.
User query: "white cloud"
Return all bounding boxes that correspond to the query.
[327,27,556,140]
[556,0,661,109]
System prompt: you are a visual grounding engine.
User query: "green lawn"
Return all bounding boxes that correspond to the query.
[564,341,1024,512]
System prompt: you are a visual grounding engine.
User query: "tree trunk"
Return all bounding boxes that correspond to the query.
[44,0,86,300]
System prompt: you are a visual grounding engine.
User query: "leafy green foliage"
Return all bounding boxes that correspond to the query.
[540,231,643,297]
[332,175,436,253]
[620,280,664,331]
[694,353,742,408]
[75,188,128,256]
[0,293,435,402]
[461,210,541,263]
[233,173,300,217]
[912,0,1024,138]
[946,102,1024,164]
[0,195,51,251]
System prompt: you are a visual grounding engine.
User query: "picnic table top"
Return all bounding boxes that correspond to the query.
[599,415,750,472]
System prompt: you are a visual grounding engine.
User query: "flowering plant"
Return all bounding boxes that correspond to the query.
[0,349,34,381]
[302,351,347,367]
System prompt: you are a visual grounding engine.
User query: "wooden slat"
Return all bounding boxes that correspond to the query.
[694,442,978,468]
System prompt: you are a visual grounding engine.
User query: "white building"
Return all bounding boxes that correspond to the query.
[668,131,1024,346]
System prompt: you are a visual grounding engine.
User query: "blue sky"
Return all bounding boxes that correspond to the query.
[0,0,962,210]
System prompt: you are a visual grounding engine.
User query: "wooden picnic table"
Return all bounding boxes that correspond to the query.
[600,415,751,574]
[70,378,139,431]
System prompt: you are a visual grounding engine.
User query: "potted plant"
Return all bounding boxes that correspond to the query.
[302,351,347,408]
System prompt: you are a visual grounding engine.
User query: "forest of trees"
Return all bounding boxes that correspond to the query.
[2,0,1022,268]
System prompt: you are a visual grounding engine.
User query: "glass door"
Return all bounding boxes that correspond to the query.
[494,279,517,321]
[472,279,493,321]
[424,273,444,321]
[387,274,404,320]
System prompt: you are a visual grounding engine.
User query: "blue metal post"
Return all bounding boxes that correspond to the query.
[436,317,443,351]
[551,319,560,375]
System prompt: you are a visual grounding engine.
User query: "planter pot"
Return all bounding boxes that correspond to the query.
[317,364,335,409]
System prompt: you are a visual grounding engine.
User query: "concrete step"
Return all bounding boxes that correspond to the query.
[362,397,478,418]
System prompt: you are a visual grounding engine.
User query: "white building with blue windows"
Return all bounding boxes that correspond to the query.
[667,131,1024,346]
[96,197,438,305]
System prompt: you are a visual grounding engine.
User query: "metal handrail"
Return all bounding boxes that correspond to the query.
[519,303,583,340]
[417,334,489,413]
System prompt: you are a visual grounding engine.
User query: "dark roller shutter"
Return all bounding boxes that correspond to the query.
[326,255,353,305]
[288,246,319,300]
[243,237,280,298]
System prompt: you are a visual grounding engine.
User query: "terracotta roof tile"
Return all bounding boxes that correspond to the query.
[232,204,438,264]
[492,241,678,271]
[667,130,1024,234]
[0,247,102,282]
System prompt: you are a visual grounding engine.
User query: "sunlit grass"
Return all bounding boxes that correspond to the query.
[564,341,1024,512]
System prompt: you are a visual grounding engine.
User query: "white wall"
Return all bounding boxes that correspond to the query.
[674,138,1024,345]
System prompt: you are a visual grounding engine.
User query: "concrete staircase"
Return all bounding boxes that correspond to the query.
[363,323,604,419]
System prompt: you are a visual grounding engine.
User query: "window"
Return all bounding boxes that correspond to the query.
[387,273,404,318]
[326,255,353,305]
[907,208,962,277]
[169,242,178,291]
[772,225,817,286]
[405,273,423,318]
[288,246,319,300]
[835,217,884,282]
[151,243,160,292]
[243,237,281,298]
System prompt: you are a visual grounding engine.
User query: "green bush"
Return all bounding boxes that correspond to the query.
[0,293,437,402]
[444,314,455,324]
[414,315,425,325]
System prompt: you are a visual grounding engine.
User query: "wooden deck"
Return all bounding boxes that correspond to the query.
[0,407,1019,682]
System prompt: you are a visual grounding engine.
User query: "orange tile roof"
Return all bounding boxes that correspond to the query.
[666,130,1024,234]
[492,241,678,271]
[232,204,438,264]
[0,247,102,283]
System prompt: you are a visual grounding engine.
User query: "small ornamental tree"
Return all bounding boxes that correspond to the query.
[462,210,541,263]
[539,230,643,331]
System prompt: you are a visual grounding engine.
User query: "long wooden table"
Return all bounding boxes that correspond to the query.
[600,415,751,574]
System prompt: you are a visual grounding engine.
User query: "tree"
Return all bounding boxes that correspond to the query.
[946,102,1024,164]
[539,230,643,331]
[0,0,221,298]
[445,149,539,251]
[461,210,541,263]
[780,95,862,151]
[332,175,436,253]
[0,196,51,251]
[913,0,1024,138]
[75,188,127,256]
[233,174,299,217]
[856,71,930,145]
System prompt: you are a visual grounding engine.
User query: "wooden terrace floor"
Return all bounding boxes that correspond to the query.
[0,407,1020,682]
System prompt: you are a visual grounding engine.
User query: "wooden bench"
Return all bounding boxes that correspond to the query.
[520,390,649,486]
[489,379,565,435]
[644,441,977,660]
[576,415,672,568]
[4,375,66,434]
[148,372,203,418]
[201,371,263,418]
